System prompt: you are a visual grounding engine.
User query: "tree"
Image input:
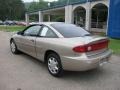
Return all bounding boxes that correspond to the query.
[27,0,48,12]
[0,0,25,21]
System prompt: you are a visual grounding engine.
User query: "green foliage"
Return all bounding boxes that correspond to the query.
[0,0,25,21]
[25,2,31,9]
[27,0,49,12]
[51,15,65,22]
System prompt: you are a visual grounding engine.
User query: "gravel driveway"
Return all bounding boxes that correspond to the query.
[0,31,120,90]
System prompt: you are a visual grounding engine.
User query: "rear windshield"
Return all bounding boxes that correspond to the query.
[51,23,90,38]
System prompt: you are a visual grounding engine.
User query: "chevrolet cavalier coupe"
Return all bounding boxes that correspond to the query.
[10,22,112,77]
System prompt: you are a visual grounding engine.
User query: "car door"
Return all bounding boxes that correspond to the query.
[19,25,42,57]
[36,25,58,61]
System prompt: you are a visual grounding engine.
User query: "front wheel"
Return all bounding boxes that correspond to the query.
[10,40,20,54]
[47,53,63,77]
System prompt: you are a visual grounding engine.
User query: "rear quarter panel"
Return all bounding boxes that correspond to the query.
[35,37,80,61]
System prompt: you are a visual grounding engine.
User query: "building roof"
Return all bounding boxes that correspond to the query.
[30,22,64,25]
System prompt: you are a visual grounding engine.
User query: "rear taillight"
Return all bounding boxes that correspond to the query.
[73,39,109,53]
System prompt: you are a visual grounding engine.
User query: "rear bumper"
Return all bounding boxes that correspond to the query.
[61,50,112,71]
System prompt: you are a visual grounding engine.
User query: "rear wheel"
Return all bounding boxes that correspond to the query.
[10,40,20,54]
[47,53,63,77]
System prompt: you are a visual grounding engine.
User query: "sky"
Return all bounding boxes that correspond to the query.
[22,0,57,2]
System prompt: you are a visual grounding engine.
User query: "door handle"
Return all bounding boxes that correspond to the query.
[30,39,34,42]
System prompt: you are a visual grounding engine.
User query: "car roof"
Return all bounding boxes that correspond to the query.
[31,22,64,26]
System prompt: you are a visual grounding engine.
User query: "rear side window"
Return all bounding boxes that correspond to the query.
[39,26,58,38]
[51,23,90,38]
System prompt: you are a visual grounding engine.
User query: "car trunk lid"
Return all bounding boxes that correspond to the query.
[71,36,109,55]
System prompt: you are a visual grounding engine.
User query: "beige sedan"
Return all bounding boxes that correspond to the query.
[10,22,112,77]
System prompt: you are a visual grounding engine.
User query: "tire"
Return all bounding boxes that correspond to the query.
[10,40,20,54]
[47,53,63,77]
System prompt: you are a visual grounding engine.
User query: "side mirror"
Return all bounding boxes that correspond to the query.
[17,31,23,35]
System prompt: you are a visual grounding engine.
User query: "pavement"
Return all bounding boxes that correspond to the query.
[0,31,120,90]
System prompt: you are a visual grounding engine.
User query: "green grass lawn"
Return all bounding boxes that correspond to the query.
[109,39,120,55]
[0,25,26,32]
[0,25,120,54]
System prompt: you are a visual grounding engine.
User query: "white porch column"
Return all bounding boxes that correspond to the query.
[65,5,73,24]
[39,11,43,22]
[85,1,91,31]
[25,13,29,26]
[48,14,51,22]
